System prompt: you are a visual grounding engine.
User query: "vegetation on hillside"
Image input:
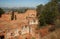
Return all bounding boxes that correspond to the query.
[0,8,5,18]
[36,0,60,27]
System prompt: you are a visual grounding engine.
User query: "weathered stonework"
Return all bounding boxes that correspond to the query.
[0,9,39,39]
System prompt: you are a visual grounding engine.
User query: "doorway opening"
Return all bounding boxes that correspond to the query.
[0,35,4,39]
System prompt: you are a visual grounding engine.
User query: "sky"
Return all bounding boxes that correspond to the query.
[0,0,49,8]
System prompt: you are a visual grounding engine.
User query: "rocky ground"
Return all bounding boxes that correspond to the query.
[41,28,60,39]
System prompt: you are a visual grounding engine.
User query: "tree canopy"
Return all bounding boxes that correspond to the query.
[0,8,5,18]
[36,0,59,27]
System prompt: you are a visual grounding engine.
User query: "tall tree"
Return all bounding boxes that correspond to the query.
[36,0,59,27]
[45,0,58,24]
[36,4,43,17]
[36,4,45,26]
[0,8,5,18]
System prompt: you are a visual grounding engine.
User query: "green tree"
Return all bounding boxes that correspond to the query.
[36,4,43,17]
[36,4,46,27]
[44,1,58,24]
[36,0,59,27]
[0,8,5,18]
